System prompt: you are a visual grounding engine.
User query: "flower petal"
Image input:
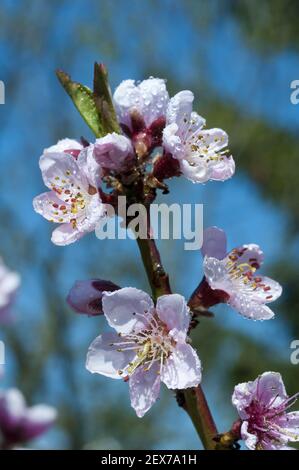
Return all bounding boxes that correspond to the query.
[241,421,258,450]
[228,244,264,270]
[201,227,227,260]
[166,90,193,127]
[233,372,288,420]
[232,380,257,419]
[39,151,89,195]
[102,287,154,334]
[156,294,190,341]
[203,256,232,294]
[0,389,26,433]
[86,332,136,379]
[209,155,235,181]
[77,145,102,187]
[138,78,169,127]
[22,405,57,441]
[93,133,133,171]
[75,194,106,233]
[51,223,84,246]
[113,78,168,129]
[33,191,73,223]
[162,123,184,159]
[113,80,143,128]
[129,362,161,417]
[255,372,287,407]
[44,138,82,154]
[229,293,275,320]
[179,158,211,183]
[161,343,201,390]
[283,412,299,442]
[245,276,282,304]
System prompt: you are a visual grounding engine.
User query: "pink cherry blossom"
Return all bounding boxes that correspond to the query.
[0,388,57,448]
[86,287,202,417]
[33,139,107,246]
[93,133,134,171]
[163,91,235,183]
[113,78,169,131]
[0,257,20,323]
[232,372,299,450]
[202,227,282,320]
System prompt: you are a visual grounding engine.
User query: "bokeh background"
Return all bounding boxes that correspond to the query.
[0,0,299,449]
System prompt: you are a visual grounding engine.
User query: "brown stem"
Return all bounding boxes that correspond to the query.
[135,209,222,450]
[182,386,218,450]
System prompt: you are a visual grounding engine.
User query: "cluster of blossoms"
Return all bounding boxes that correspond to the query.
[33,77,235,246]
[33,71,297,450]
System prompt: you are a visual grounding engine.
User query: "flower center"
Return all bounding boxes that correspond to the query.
[110,312,175,379]
[245,392,299,448]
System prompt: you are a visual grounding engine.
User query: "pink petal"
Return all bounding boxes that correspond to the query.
[210,155,235,181]
[156,294,190,341]
[113,78,168,129]
[233,372,288,419]
[39,151,89,195]
[75,194,106,233]
[94,133,133,171]
[201,227,227,260]
[33,191,72,223]
[102,287,154,335]
[0,389,26,433]
[228,243,264,270]
[86,332,136,379]
[162,123,183,159]
[129,362,161,417]
[203,256,232,294]
[22,405,57,441]
[232,380,257,419]
[44,138,82,154]
[245,276,282,304]
[282,412,299,442]
[51,223,84,246]
[255,372,287,407]
[113,79,144,129]
[77,145,103,188]
[179,159,211,183]
[138,78,169,127]
[199,128,228,152]
[241,421,258,450]
[229,294,275,320]
[166,90,194,127]
[161,343,201,390]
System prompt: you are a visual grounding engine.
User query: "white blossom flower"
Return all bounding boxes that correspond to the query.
[163,91,235,183]
[202,227,282,320]
[86,287,201,417]
[33,139,106,246]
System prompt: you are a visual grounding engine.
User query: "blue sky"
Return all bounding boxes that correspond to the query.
[0,0,298,449]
